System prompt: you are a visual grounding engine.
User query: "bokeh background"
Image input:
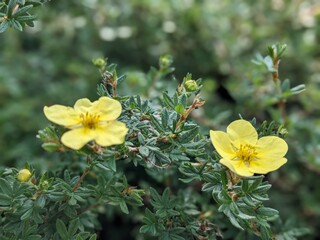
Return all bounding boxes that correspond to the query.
[0,0,319,238]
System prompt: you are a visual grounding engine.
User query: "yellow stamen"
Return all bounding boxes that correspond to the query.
[80,112,100,129]
[234,144,258,166]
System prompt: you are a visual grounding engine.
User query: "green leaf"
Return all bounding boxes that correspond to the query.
[68,218,79,236]
[151,115,164,132]
[139,146,149,157]
[260,225,272,240]
[20,208,33,220]
[56,219,69,240]
[178,126,199,143]
[161,108,169,129]
[0,193,12,205]
[105,157,116,172]
[0,178,12,195]
[163,92,175,109]
[140,208,157,235]
[16,14,37,22]
[119,200,129,214]
[0,20,9,33]
[228,211,244,230]
[174,103,185,115]
[257,207,279,218]
[7,0,17,17]
[13,5,33,16]
[241,179,249,192]
[281,79,290,92]
[88,234,97,240]
[248,177,263,192]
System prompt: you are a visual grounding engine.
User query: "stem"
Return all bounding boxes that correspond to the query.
[112,81,117,97]
[78,199,112,215]
[175,94,204,131]
[72,168,90,192]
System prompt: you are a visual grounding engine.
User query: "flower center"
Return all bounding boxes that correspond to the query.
[80,112,100,129]
[234,144,258,166]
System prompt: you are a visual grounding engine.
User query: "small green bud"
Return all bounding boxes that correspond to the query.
[184,80,197,92]
[92,58,106,68]
[17,169,32,182]
[279,128,288,137]
[159,54,173,69]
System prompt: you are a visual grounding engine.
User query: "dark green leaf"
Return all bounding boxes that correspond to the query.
[16,14,37,21]
[178,126,199,143]
[13,5,33,16]
[7,0,17,17]
[56,219,69,240]
[68,218,79,236]
[0,193,12,205]
[119,200,129,214]
[163,92,175,109]
[257,207,279,218]
[139,146,149,157]
[0,20,9,33]
[20,208,33,220]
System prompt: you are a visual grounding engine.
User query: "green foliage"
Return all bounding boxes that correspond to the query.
[0,0,319,239]
[0,0,47,32]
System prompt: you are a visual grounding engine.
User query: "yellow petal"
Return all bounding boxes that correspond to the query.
[95,121,128,146]
[227,120,258,147]
[210,130,235,159]
[61,128,96,150]
[256,136,288,159]
[249,157,287,174]
[91,97,122,121]
[220,159,254,177]
[44,105,80,127]
[74,98,93,113]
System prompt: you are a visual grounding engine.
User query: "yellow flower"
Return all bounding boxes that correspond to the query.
[210,120,288,177]
[44,97,128,150]
[17,169,32,182]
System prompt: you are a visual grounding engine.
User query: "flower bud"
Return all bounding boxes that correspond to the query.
[17,169,32,182]
[184,80,197,92]
[159,54,173,69]
[92,58,106,68]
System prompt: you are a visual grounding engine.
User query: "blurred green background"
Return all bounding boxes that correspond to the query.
[0,0,320,238]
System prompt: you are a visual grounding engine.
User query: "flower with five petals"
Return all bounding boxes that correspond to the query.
[210,120,288,177]
[44,97,128,150]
